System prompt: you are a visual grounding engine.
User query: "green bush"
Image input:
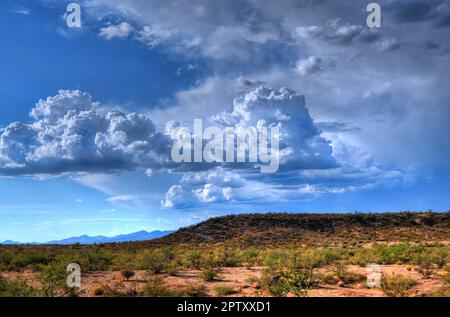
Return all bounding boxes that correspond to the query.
[413,252,434,278]
[38,262,68,297]
[429,248,449,269]
[330,262,365,285]
[181,284,209,297]
[142,277,177,297]
[0,253,13,271]
[142,250,170,274]
[374,243,419,264]
[381,274,417,297]
[0,275,36,297]
[349,248,380,266]
[84,250,113,271]
[213,285,236,296]
[185,250,202,269]
[10,253,53,270]
[241,248,259,267]
[217,249,241,267]
[200,268,219,281]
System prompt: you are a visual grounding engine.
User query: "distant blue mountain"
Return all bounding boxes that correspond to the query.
[1,230,173,245]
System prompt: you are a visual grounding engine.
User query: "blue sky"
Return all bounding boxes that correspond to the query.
[0,0,449,242]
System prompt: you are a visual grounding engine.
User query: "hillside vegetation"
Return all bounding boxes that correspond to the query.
[150,212,450,247]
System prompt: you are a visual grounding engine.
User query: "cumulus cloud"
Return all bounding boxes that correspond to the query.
[99,22,134,40]
[295,57,322,76]
[160,87,409,208]
[0,90,171,176]
[0,85,414,210]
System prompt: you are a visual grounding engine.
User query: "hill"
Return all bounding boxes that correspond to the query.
[150,212,450,247]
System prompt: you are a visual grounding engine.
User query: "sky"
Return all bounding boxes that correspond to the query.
[0,0,449,242]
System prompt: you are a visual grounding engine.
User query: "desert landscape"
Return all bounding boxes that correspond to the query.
[1,212,449,297]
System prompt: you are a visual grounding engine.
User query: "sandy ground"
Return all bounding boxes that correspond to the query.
[2,265,448,297]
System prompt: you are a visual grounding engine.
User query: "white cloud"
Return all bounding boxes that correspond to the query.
[13,6,31,15]
[0,90,172,176]
[295,56,322,76]
[99,22,134,40]
[160,86,411,209]
[136,24,177,48]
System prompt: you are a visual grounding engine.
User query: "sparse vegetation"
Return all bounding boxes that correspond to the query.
[0,275,37,297]
[38,262,68,296]
[142,277,177,297]
[0,212,448,297]
[213,284,236,296]
[381,274,418,297]
[200,268,219,281]
[142,250,169,274]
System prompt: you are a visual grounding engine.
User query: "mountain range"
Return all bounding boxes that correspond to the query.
[1,230,173,245]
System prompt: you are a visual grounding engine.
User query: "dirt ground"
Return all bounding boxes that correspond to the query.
[2,264,448,297]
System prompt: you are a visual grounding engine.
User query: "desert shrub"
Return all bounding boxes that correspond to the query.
[381,274,417,297]
[313,249,342,267]
[38,262,68,297]
[82,249,113,271]
[413,252,434,278]
[182,284,209,297]
[121,270,135,281]
[245,275,260,285]
[264,250,288,270]
[241,248,259,267]
[203,251,219,268]
[374,243,419,264]
[111,253,138,271]
[262,273,289,297]
[349,249,380,266]
[429,248,449,269]
[426,287,450,297]
[142,250,169,274]
[166,263,181,276]
[142,277,177,297]
[0,276,36,297]
[0,253,13,271]
[185,249,202,269]
[261,250,318,297]
[261,271,316,297]
[161,247,176,261]
[103,283,133,297]
[216,249,241,267]
[213,285,236,296]
[11,253,53,271]
[330,262,366,286]
[200,268,219,281]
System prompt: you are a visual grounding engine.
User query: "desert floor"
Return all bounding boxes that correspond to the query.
[2,264,448,297]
